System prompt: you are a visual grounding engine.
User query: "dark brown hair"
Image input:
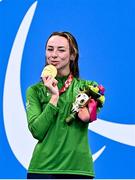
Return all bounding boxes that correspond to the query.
[45,31,79,78]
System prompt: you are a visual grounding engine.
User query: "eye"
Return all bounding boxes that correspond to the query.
[47,48,53,51]
[58,49,66,52]
[80,99,85,103]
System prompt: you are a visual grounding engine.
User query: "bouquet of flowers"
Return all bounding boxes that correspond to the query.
[66,84,105,124]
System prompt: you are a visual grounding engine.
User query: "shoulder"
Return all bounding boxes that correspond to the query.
[26,81,45,96]
[74,77,99,88]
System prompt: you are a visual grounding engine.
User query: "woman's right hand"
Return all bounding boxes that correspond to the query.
[42,76,59,106]
[42,76,59,96]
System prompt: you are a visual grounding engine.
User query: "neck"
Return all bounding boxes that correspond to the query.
[57,69,70,77]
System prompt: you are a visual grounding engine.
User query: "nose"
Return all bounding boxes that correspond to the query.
[51,50,58,58]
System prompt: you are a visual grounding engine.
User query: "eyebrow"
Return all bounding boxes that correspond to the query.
[47,45,66,49]
[58,46,66,49]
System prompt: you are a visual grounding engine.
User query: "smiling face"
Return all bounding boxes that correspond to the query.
[46,35,71,76]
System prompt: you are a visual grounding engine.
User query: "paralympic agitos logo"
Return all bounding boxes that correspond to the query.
[3,1,135,169]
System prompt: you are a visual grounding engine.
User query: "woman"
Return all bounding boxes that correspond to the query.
[26,31,105,179]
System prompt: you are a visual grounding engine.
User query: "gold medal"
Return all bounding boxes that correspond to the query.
[41,65,57,78]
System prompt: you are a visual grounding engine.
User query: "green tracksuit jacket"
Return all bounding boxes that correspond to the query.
[26,76,100,177]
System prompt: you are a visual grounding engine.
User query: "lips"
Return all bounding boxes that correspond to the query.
[51,61,59,65]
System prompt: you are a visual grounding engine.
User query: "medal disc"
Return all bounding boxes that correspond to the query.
[41,65,57,78]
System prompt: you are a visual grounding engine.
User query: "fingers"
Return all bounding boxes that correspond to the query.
[42,76,58,87]
[42,76,59,97]
[53,78,58,85]
[42,75,52,83]
[52,78,58,87]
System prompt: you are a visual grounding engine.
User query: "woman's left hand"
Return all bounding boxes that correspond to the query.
[78,107,90,122]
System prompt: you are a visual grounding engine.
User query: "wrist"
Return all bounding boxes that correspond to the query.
[50,95,59,106]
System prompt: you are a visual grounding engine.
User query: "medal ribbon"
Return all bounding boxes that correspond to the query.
[59,74,74,95]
